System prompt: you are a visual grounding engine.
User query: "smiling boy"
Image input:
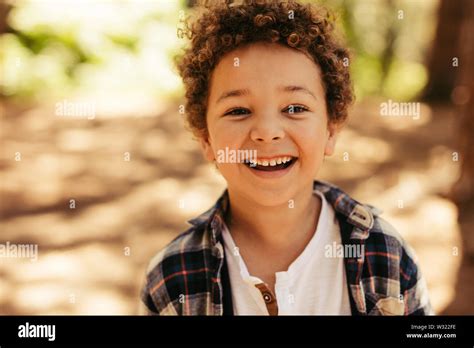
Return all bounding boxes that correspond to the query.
[141,0,432,315]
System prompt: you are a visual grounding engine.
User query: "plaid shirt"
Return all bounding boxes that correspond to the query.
[141,180,433,315]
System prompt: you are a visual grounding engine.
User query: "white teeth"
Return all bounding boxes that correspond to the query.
[254,157,293,166]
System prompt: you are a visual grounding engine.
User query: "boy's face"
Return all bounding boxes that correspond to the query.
[202,42,339,206]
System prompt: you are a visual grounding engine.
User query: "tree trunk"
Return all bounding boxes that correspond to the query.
[0,1,12,34]
[423,0,469,101]
[451,0,474,255]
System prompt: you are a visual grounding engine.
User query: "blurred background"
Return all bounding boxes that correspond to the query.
[0,0,473,315]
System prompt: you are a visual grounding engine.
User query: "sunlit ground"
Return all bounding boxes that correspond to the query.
[0,96,464,314]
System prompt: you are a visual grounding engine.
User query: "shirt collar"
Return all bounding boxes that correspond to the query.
[313,181,375,240]
[187,189,229,245]
[187,180,375,244]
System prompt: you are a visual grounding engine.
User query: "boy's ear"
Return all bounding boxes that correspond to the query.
[324,121,340,156]
[199,136,215,162]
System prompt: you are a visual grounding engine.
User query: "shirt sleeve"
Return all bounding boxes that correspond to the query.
[140,279,160,315]
[399,242,434,315]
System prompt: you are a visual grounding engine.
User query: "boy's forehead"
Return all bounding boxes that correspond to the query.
[217,42,318,72]
[209,42,323,100]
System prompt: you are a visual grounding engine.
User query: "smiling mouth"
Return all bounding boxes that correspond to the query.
[243,157,298,171]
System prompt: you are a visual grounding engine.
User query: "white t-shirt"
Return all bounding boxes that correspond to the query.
[221,190,352,315]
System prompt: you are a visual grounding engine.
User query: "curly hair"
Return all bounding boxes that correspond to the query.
[175,0,353,139]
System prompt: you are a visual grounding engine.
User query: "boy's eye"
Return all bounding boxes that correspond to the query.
[284,105,309,114]
[224,108,250,116]
[223,105,308,117]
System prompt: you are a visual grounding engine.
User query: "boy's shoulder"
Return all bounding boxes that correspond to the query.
[145,225,206,274]
[141,202,224,315]
[315,180,407,243]
[145,192,229,277]
[144,219,216,285]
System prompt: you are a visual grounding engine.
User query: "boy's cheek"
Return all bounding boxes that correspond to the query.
[294,131,329,156]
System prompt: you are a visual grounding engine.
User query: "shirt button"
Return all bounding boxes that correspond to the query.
[262,292,273,303]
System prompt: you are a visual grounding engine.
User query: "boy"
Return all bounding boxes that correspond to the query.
[141,0,432,315]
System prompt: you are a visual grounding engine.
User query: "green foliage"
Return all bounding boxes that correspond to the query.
[0,0,437,103]
[0,0,186,102]
[319,0,438,101]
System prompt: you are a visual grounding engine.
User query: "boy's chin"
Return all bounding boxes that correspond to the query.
[239,185,297,208]
[254,195,291,207]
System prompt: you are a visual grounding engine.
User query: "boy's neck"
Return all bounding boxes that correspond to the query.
[225,183,321,251]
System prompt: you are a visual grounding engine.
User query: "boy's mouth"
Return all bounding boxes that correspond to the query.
[243,156,298,171]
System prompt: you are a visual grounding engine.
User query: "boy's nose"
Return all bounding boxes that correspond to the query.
[250,114,285,143]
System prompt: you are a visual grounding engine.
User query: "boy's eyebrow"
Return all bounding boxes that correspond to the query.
[216,88,250,104]
[215,85,317,104]
[280,85,317,100]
